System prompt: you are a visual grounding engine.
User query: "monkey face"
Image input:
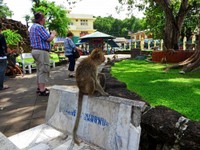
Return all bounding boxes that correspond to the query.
[90,48,105,64]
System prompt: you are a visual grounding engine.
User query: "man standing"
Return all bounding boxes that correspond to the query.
[29,12,57,96]
[0,23,9,91]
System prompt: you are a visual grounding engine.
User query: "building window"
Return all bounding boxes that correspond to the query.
[69,22,73,25]
[80,20,88,26]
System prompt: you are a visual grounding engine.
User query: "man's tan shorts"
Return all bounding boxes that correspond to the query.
[31,50,50,84]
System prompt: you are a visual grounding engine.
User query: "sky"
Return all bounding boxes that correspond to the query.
[4,0,144,25]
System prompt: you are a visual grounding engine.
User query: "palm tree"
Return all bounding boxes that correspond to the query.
[24,15,31,27]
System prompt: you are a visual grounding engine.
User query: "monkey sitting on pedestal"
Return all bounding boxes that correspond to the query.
[73,48,109,145]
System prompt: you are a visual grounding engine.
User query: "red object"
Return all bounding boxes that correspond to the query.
[78,49,83,56]
[152,51,194,63]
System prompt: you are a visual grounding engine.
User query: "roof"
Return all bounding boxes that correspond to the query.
[106,40,119,48]
[68,13,95,20]
[80,31,114,39]
[114,37,128,43]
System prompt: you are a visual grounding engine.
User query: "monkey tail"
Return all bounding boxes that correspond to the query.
[72,91,84,145]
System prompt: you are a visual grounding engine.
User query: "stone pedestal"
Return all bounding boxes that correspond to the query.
[131,48,141,59]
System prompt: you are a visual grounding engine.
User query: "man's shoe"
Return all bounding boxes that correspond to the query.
[36,88,49,93]
[68,74,75,78]
[0,85,9,90]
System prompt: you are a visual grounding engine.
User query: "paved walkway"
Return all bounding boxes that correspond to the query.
[0,64,76,137]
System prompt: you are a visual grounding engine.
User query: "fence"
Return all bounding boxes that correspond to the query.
[131,34,197,51]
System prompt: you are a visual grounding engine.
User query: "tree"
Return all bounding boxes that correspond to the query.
[24,15,31,28]
[2,29,22,47]
[144,3,165,39]
[31,0,70,37]
[112,19,123,37]
[94,16,146,38]
[118,0,198,50]
[181,3,199,40]
[118,0,200,73]
[0,0,12,18]
[123,16,146,32]
[165,28,200,73]
[94,16,115,35]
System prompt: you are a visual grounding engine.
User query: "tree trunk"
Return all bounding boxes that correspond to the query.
[165,29,200,73]
[182,29,200,72]
[155,0,191,51]
[164,20,180,50]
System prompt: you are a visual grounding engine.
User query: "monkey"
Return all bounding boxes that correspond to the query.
[112,54,118,60]
[73,48,109,145]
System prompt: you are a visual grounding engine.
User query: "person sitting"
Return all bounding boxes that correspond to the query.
[6,46,23,77]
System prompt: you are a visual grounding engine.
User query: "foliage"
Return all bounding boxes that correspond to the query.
[118,0,199,49]
[94,16,146,38]
[111,59,200,121]
[94,16,115,35]
[32,0,70,37]
[144,3,165,39]
[2,29,22,46]
[24,15,31,27]
[123,16,146,32]
[144,0,199,39]
[182,2,200,39]
[0,0,12,18]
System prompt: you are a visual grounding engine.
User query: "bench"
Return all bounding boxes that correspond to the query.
[20,53,36,74]
[20,53,55,74]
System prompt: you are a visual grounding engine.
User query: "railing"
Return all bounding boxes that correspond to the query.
[131,35,197,51]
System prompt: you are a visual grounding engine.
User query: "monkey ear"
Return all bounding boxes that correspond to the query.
[91,48,103,59]
[91,51,100,59]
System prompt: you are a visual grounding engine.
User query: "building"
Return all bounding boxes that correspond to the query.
[54,13,96,48]
[129,30,153,41]
[68,13,96,38]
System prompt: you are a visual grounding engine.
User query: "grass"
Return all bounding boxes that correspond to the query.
[49,52,60,63]
[111,59,200,121]
[16,52,60,63]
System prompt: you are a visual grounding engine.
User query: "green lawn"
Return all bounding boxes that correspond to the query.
[111,59,200,121]
[16,52,60,63]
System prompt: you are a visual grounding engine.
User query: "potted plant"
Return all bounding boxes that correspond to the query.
[2,29,22,48]
[2,29,23,76]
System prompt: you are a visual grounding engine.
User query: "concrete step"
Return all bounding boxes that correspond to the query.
[7,124,98,150]
[0,132,19,150]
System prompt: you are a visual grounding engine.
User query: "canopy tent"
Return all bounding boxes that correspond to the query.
[80,31,114,40]
[105,39,119,48]
[78,31,116,51]
[114,37,128,43]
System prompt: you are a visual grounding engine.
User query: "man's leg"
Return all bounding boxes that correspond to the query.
[0,59,8,90]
